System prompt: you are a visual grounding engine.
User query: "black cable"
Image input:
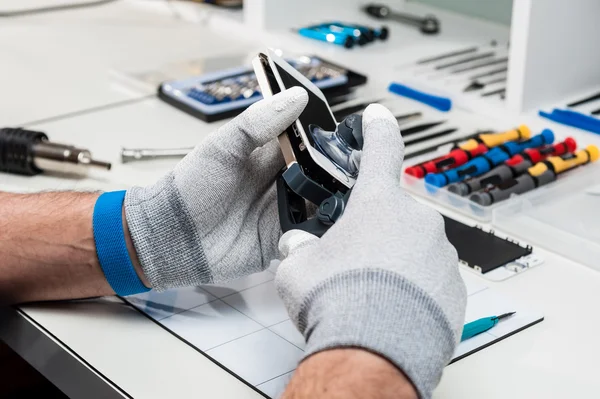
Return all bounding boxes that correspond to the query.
[0,0,119,18]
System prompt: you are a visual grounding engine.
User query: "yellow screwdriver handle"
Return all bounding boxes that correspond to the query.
[527,162,549,177]
[460,125,531,151]
[545,144,599,174]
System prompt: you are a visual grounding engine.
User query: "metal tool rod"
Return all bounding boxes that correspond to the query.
[435,52,495,70]
[392,12,439,34]
[416,47,478,65]
[404,128,458,146]
[391,13,424,26]
[121,147,194,163]
[364,4,439,34]
[469,67,508,81]
[402,121,446,136]
[481,87,506,97]
[395,112,423,124]
[451,57,508,74]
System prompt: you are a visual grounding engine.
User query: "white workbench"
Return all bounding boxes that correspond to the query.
[2,1,600,398]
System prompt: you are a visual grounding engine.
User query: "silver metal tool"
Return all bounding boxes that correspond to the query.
[364,4,440,34]
[451,57,508,74]
[469,66,508,81]
[32,141,111,175]
[0,127,111,176]
[121,147,194,163]
[481,87,506,98]
[416,47,478,65]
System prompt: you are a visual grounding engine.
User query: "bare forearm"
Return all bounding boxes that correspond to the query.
[0,191,146,304]
[282,349,418,399]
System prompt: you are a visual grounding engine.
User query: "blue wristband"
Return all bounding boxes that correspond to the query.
[93,191,151,296]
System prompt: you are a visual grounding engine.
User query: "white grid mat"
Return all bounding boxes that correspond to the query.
[126,266,542,398]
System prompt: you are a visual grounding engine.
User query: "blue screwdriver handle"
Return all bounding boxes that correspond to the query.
[298,27,351,47]
[461,317,498,341]
[502,129,554,156]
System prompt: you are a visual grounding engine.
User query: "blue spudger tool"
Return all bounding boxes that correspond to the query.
[461,312,516,342]
[539,108,600,135]
[388,82,452,111]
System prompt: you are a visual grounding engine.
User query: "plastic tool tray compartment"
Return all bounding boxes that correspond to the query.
[493,165,600,272]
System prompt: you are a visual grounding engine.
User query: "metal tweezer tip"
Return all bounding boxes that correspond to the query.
[496,312,516,320]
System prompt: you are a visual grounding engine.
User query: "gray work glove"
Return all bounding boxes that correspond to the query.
[125,87,309,291]
[275,104,467,399]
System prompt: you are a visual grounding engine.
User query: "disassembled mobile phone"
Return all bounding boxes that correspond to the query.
[253,49,362,236]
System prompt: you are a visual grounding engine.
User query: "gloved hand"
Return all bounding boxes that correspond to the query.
[275,104,467,399]
[125,87,308,291]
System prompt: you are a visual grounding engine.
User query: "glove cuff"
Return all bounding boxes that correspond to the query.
[124,173,212,291]
[299,269,457,399]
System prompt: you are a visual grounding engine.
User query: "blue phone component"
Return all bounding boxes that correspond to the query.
[425,130,554,187]
[388,82,452,111]
[298,27,355,48]
[539,108,600,135]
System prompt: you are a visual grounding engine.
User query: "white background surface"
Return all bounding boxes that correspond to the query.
[0,0,253,126]
[2,1,600,398]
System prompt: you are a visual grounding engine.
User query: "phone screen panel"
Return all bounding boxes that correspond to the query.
[268,55,355,190]
[443,216,532,273]
[274,63,338,147]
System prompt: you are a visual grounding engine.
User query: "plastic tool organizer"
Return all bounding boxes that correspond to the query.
[493,165,600,273]
[401,127,599,224]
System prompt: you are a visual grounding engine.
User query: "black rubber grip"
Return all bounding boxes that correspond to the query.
[0,128,47,175]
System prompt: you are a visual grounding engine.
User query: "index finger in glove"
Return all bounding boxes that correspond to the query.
[356,104,405,185]
[221,87,308,159]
